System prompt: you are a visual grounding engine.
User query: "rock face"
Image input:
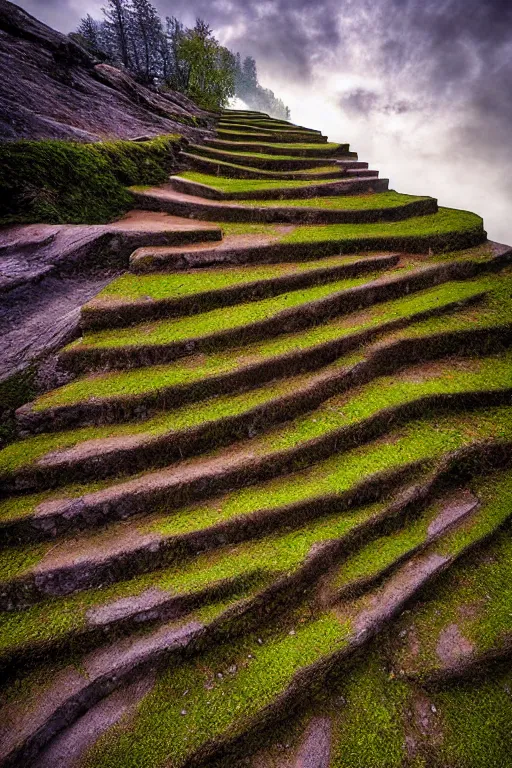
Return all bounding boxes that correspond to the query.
[0,0,214,142]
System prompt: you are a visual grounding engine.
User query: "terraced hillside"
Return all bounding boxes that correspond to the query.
[1,109,512,768]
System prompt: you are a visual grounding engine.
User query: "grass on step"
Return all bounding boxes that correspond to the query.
[69,272,385,351]
[179,171,352,193]
[196,147,333,161]
[147,406,512,538]
[212,141,342,151]
[179,171,342,193]
[330,649,409,768]
[280,208,483,244]
[82,614,348,768]
[0,499,384,658]
[93,253,370,304]
[30,277,491,410]
[247,352,512,456]
[392,267,512,339]
[231,192,430,210]
[2,406,511,580]
[392,472,512,677]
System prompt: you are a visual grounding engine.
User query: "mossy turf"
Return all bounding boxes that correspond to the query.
[179,171,348,193]
[92,252,374,304]
[0,135,181,225]
[0,499,384,659]
[280,207,483,244]
[232,191,431,210]
[194,146,335,162]
[392,471,512,677]
[29,276,489,411]
[68,271,386,351]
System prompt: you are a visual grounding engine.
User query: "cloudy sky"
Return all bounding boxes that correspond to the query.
[17,0,512,244]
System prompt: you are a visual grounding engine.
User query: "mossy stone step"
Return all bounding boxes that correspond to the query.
[217,128,329,144]
[189,143,348,171]
[132,186,435,226]
[170,173,388,201]
[182,152,346,180]
[204,138,349,157]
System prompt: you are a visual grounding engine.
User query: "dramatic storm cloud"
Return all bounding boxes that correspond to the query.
[15,0,512,242]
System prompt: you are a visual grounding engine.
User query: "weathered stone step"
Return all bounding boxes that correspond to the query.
[188,143,348,171]
[218,128,329,144]
[4,434,505,615]
[0,476,411,655]
[0,593,262,768]
[204,138,350,157]
[129,209,486,274]
[217,119,322,134]
[169,173,385,202]
[182,152,346,180]
[82,253,398,331]
[131,186,434,226]
[56,467,510,768]
[12,284,483,438]
[57,257,502,373]
[6,378,512,544]
[329,487,481,603]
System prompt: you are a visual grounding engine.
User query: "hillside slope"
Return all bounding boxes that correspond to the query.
[0,110,511,768]
[0,0,213,142]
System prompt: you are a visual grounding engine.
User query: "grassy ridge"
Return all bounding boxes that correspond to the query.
[0,135,181,225]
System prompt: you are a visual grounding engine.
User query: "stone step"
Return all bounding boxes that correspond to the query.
[57,257,501,374]
[26,468,510,768]
[189,143,347,171]
[218,128,329,144]
[182,151,346,180]
[131,185,434,226]
[169,172,385,202]
[203,138,351,157]
[11,288,486,438]
[6,371,512,545]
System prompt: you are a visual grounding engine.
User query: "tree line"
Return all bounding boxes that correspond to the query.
[73,0,290,117]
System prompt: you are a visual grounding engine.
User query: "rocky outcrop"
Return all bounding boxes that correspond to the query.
[0,0,214,142]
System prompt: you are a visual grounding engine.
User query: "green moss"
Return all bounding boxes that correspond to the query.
[435,667,512,767]
[147,407,512,539]
[330,649,409,768]
[94,253,366,304]
[215,141,341,151]
[179,171,347,193]
[82,614,348,768]
[0,135,181,225]
[392,470,512,677]
[69,271,384,352]
[233,191,431,210]
[30,277,489,411]
[280,208,484,245]
[196,146,334,162]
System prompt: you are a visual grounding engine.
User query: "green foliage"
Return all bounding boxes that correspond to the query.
[176,21,235,110]
[0,135,180,225]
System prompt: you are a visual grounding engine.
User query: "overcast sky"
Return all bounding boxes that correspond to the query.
[16,0,512,244]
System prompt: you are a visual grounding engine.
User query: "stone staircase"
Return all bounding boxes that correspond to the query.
[1,109,512,768]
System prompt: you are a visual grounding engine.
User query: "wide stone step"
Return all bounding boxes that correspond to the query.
[6,375,512,546]
[131,186,434,226]
[189,143,348,171]
[82,253,398,330]
[204,138,350,157]
[169,172,387,202]
[10,286,487,438]
[14,466,509,768]
[218,128,329,143]
[182,152,346,179]
[55,256,503,374]
[7,322,506,494]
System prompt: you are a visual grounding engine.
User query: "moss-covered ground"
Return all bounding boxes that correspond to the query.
[1,108,510,768]
[0,135,181,225]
